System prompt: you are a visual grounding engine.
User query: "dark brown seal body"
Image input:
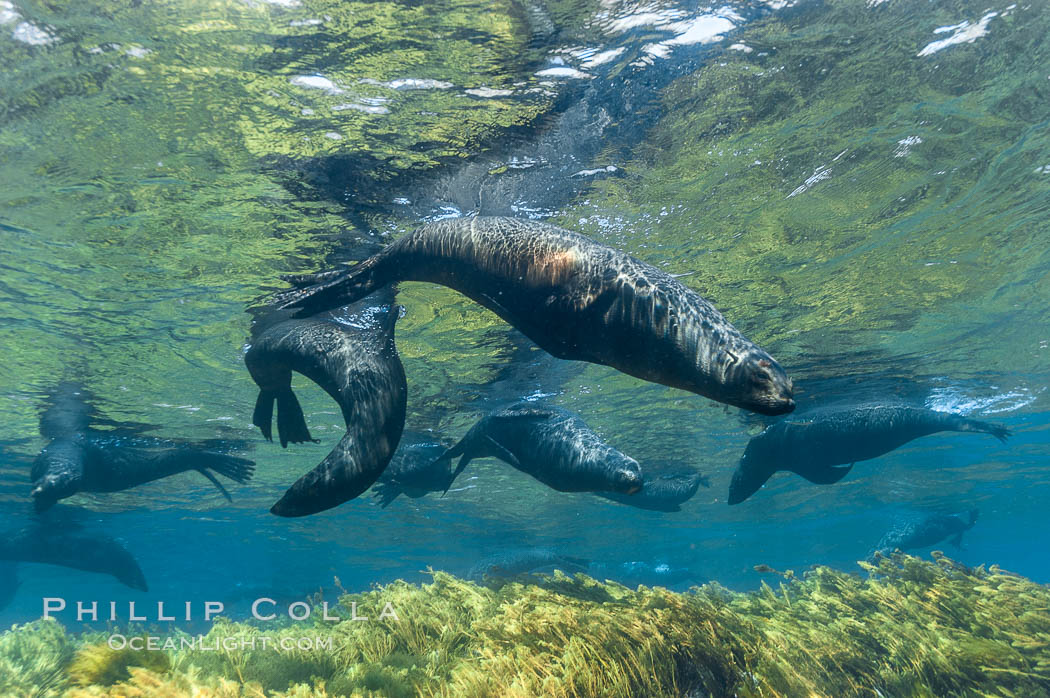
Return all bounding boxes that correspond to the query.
[276,217,794,416]
[728,404,1010,504]
[245,298,407,517]
[30,384,254,512]
[437,403,643,495]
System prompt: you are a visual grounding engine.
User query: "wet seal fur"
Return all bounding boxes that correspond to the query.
[596,470,708,512]
[437,403,643,495]
[245,296,407,517]
[0,524,148,591]
[372,441,456,508]
[276,216,795,416]
[31,384,254,512]
[728,404,1010,504]
[873,509,979,558]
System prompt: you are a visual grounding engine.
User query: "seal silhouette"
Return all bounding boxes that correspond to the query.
[873,509,979,557]
[728,404,1011,504]
[436,403,643,495]
[31,384,255,512]
[245,296,407,517]
[596,470,707,512]
[371,441,456,508]
[0,524,148,591]
[276,217,794,416]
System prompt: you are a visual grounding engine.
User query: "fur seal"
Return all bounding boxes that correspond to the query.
[31,387,255,512]
[0,525,148,591]
[468,548,590,582]
[873,509,979,556]
[728,405,1010,504]
[275,216,795,416]
[596,470,707,512]
[244,297,407,517]
[371,441,455,508]
[437,403,643,494]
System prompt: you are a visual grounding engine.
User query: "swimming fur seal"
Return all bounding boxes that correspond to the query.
[0,525,148,591]
[595,470,708,512]
[371,441,455,508]
[873,509,979,557]
[437,403,643,494]
[468,548,590,582]
[275,216,795,416]
[244,297,407,517]
[728,405,1010,504]
[31,386,255,512]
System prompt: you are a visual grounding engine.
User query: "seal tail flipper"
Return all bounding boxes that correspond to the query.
[371,482,402,508]
[197,468,233,502]
[274,256,382,318]
[957,418,1010,443]
[797,463,854,485]
[276,389,316,448]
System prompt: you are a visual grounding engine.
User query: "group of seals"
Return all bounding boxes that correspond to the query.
[728,404,1010,504]
[247,216,793,515]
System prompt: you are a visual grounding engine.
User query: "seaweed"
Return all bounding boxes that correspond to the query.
[4,554,1050,696]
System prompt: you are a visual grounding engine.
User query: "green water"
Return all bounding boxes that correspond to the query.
[1,0,1048,618]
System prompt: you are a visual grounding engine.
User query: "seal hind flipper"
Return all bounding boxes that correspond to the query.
[796,463,854,485]
[198,453,255,484]
[960,418,1010,443]
[276,389,316,447]
[371,482,402,508]
[482,435,522,469]
[253,389,316,447]
[275,256,382,317]
[197,468,233,502]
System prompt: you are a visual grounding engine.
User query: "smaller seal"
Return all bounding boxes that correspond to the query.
[30,386,255,512]
[873,509,979,557]
[728,404,1010,504]
[244,296,407,517]
[371,440,456,508]
[596,470,708,512]
[437,403,643,495]
[468,548,590,582]
[0,524,148,591]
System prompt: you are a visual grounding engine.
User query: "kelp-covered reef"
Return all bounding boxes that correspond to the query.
[3,554,1050,697]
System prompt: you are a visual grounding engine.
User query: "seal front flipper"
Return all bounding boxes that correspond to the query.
[197,468,233,502]
[796,463,854,485]
[371,481,402,508]
[727,457,776,505]
[481,435,522,469]
[950,532,964,548]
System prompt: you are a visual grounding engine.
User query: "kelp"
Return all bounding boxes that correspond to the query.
[4,554,1050,697]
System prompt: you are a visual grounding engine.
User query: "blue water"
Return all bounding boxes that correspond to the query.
[1,0,1048,639]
